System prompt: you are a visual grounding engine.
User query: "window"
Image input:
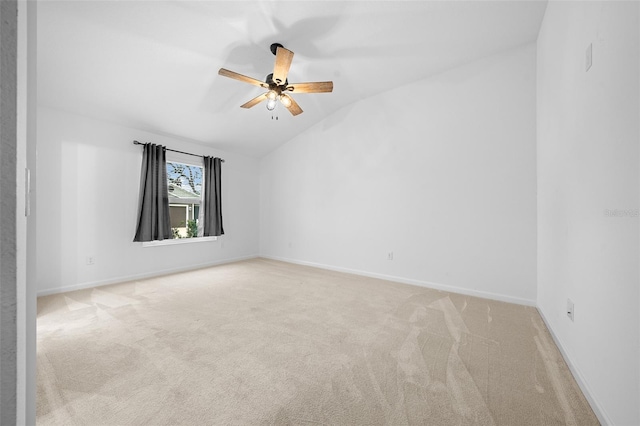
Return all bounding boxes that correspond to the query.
[136,146,222,247]
[167,161,202,239]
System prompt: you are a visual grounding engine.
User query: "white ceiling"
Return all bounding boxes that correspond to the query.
[37,1,547,157]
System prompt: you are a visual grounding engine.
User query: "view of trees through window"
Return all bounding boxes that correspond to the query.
[167,162,203,239]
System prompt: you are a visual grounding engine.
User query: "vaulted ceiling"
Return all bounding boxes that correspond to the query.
[38,1,547,157]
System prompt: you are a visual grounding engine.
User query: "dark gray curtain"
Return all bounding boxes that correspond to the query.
[203,156,224,236]
[133,143,171,241]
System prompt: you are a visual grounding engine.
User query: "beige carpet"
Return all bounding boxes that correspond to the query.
[37,258,598,425]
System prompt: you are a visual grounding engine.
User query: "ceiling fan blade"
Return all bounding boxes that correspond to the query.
[287,81,334,93]
[272,47,294,85]
[218,68,268,88]
[240,93,268,109]
[282,94,303,116]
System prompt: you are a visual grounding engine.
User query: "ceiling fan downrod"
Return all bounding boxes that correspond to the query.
[270,43,284,56]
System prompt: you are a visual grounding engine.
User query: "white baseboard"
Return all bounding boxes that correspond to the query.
[260,255,536,307]
[36,254,259,297]
[537,306,610,426]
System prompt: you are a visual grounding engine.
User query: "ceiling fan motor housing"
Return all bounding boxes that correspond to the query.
[265,73,288,88]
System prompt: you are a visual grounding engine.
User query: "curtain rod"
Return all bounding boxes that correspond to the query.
[133,140,225,163]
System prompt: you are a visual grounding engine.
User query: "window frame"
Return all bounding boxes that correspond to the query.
[142,235,218,247]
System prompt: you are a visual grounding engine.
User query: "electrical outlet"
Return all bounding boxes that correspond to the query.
[387,252,393,260]
[86,256,95,266]
[566,299,574,322]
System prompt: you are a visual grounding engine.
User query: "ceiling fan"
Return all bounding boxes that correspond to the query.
[218,43,333,116]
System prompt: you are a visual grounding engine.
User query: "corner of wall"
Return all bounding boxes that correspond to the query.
[536,306,611,425]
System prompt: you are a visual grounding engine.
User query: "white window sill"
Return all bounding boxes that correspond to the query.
[142,236,218,247]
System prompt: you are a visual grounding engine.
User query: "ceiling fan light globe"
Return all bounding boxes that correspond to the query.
[266,98,277,111]
[280,95,292,108]
[266,90,278,100]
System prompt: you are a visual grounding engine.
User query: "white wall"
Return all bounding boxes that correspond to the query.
[537,1,639,425]
[260,43,537,305]
[36,107,259,295]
